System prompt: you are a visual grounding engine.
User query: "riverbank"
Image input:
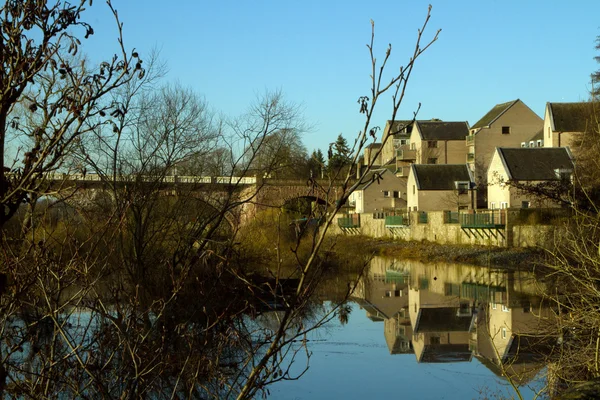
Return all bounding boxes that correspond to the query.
[329,235,545,268]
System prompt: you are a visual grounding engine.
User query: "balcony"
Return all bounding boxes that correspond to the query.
[460,211,505,228]
[396,145,416,161]
[466,135,475,146]
[467,153,475,163]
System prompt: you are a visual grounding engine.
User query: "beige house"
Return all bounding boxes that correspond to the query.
[380,120,413,166]
[487,147,574,209]
[543,102,594,152]
[395,120,470,169]
[407,164,475,211]
[348,168,407,213]
[467,100,543,205]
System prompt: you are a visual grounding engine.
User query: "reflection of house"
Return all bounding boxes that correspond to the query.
[474,300,553,385]
[348,168,407,213]
[466,100,543,206]
[407,263,475,363]
[487,147,574,209]
[352,257,413,354]
[407,164,475,211]
[543,102,593,153]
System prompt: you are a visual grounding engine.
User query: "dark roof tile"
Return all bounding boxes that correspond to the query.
[417,121,470,140]
[549,102,595,132]
[498,147,574,181]
[472,100,518,129]
[413,164,472,190]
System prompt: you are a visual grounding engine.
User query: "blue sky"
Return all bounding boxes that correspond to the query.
[84,1,599,153]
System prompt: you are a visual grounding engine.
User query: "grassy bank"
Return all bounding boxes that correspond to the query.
[327,235,545,268]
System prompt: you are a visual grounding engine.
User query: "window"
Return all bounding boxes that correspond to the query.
[502,126,511,134]
[383,191,390,198]
[492,302,497,310]
[393,191,400,198]
[501,327,507,339]
[547,127,551,139]
[521,142,526,147]
[427,158,438,164]
[491,202,496,209]
[537,139,543,147]
[428,140,438,148]
[522,201,530,209]
[529,141,535,147]
[501,202,508,209]
[413,185,415,195]
[502,304,510,312]
[411,142,416,150]
[430,336,441,345]
[455,181,469,195]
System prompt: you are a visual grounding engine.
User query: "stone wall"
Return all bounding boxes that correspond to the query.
[331,210,560,248]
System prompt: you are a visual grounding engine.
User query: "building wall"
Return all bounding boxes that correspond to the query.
[543,104,579,151]
[473,101,543,184]
[487,150,511,209]
[416,139,467,165]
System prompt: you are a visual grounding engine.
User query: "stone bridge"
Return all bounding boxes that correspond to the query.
[40,173,348,228]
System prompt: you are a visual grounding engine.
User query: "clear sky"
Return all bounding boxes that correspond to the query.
[83,0,600,153]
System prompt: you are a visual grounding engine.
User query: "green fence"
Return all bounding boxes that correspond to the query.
[385,215,409,226]
[338,215,360,228]
[444,211,460,224]
[460,211,505,228]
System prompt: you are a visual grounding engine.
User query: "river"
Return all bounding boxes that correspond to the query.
[270,256,552,400]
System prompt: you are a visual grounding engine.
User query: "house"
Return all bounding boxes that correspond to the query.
[407,164,475,211]
[543,102,594,152]
[348,168,407,213]
[466,99,543,205]
[380,120,413,166]
[486,147,574,209]
[380,119,470,172]
[393,120,470,169]
[362,142,383,167]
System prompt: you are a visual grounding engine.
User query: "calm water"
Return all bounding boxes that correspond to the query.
[270,257,550,400]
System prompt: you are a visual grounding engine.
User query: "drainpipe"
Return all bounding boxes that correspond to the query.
[445,140,448,163]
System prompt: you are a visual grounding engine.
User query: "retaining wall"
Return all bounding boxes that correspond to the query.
[332,210,560,248]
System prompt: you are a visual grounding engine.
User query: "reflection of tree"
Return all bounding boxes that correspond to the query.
[0,3,441,399]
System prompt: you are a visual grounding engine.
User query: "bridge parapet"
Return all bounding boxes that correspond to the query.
[18,173,257,185]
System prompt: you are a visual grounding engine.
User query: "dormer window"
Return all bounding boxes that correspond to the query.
[455,181,469,194]
[555,168,573,181]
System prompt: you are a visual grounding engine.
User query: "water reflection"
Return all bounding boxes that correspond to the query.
[351,256,554,387]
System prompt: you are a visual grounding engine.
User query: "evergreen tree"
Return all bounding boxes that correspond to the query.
[328,134,352,171]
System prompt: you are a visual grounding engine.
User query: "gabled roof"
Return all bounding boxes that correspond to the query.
[383,120,413,138]
[472,99,519,129]
[356,168,391,190]
[548,102,595,133]
[415,308,473,332]
[496,147,574,181]
[412,164,473,191]
[416,121,470,140]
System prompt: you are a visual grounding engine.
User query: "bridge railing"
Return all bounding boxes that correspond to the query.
[22,173,257,185]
